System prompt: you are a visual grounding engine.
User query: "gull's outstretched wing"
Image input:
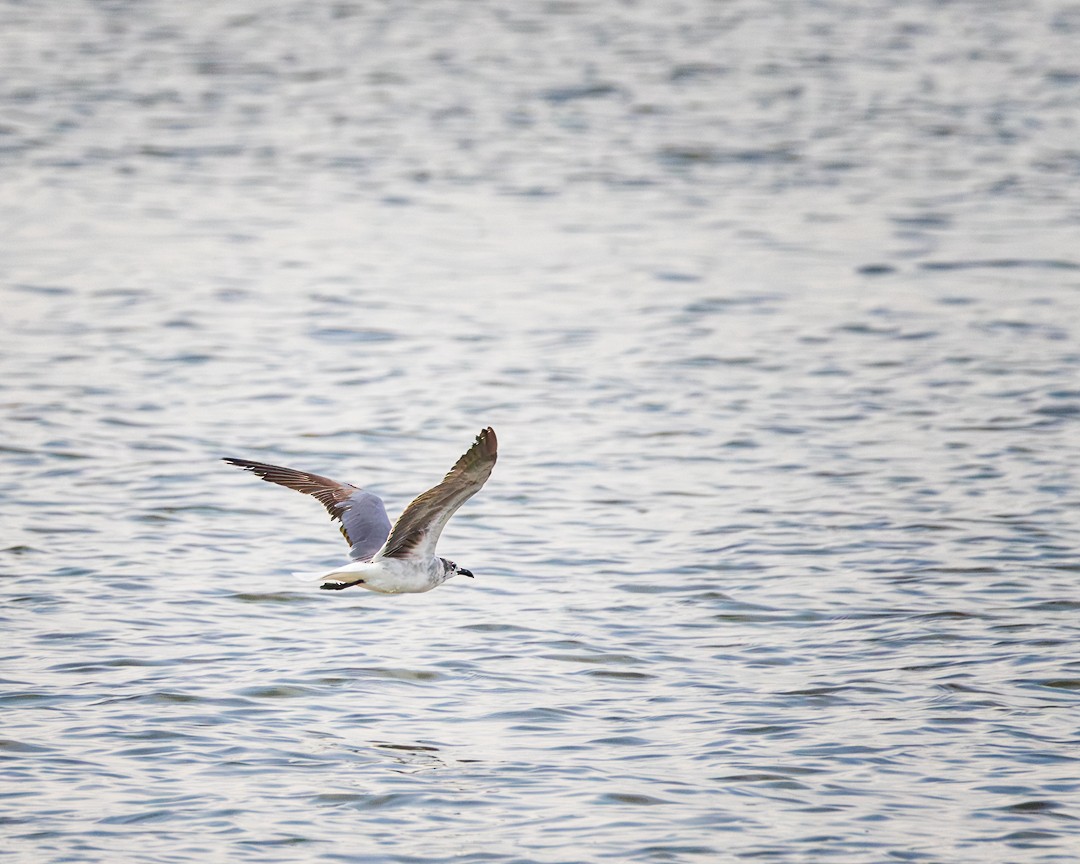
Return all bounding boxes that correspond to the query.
[222,458,391,561]
[377,427,497,561]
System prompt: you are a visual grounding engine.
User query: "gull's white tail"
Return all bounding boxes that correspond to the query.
[291,569,337,582]
[292,559,368,583]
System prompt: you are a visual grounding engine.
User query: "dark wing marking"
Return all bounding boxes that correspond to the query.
[223,457,391,561]
[378,427,497,560]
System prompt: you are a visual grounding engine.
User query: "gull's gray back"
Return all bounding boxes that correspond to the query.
[343,490,392,561]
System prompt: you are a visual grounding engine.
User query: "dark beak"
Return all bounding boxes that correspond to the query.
[460,568,474,578]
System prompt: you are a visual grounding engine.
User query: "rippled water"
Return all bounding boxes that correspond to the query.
[3,1,1080,861]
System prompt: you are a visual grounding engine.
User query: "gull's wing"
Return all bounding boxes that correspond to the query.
[222,458,391,561]
[377,427,497,561]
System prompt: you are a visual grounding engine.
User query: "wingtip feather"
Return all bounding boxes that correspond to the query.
[476,426,497,459]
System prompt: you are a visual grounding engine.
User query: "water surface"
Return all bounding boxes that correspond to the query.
[2,1,1080,862]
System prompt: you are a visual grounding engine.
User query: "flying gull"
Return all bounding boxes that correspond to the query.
[223,427,497,593]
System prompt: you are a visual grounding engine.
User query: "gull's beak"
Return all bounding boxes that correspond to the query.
[460,568,474,578]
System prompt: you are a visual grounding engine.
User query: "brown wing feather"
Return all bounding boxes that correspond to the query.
[222,457,358,544]
[380,427,497,559]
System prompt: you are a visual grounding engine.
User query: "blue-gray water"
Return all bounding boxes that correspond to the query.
[2,1,1080,862]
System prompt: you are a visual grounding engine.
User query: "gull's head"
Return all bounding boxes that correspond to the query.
[441,558,474,580]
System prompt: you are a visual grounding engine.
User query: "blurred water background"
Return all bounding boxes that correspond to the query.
[3,1,1080,862]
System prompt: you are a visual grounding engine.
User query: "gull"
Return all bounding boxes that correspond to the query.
[223,427,497,593]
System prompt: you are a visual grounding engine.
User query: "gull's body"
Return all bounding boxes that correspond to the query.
[298,555,453,595]
[224,427,497,593]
